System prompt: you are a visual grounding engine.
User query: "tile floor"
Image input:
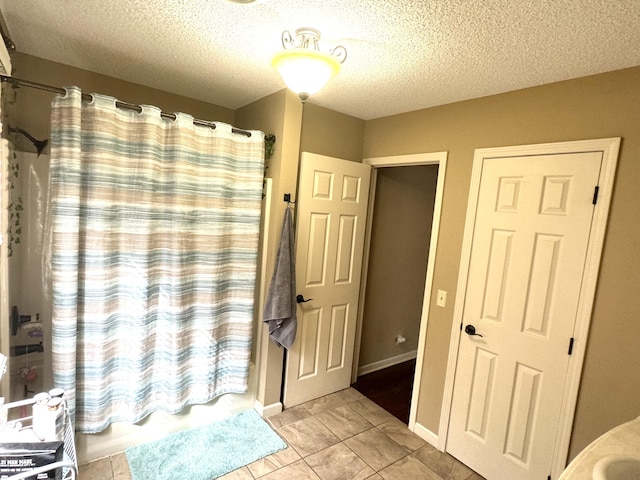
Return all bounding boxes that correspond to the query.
[78,387,485,480]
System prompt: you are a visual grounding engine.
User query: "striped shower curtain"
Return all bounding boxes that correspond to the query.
[47,87,265,433]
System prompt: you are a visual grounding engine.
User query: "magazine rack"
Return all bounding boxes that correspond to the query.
[0,397,77,480]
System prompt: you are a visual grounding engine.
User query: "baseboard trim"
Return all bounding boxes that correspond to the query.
[254,400,283,418]
[357,350,417,377]
[412,421,440,450]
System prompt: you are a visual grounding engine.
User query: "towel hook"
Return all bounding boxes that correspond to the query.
[283,193,296,204]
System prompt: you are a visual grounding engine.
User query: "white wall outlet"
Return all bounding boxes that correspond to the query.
[436,289,447,308]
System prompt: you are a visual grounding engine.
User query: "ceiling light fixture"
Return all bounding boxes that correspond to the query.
[271,28,347,102]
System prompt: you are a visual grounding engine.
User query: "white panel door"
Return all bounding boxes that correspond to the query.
[283,152,371,407]
[447,151,602,480]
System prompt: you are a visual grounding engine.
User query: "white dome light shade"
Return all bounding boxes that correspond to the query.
[272,49,341,101]
[271,28,346,102]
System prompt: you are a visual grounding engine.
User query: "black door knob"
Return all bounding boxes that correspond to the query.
[464,324,483,337]
[296,294,313,304]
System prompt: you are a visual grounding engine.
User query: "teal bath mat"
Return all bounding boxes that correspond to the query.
[125,409,286,480]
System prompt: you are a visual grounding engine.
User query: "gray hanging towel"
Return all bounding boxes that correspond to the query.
[263,206,297,349]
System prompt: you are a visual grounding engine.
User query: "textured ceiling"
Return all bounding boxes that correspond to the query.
[1,0,639,120]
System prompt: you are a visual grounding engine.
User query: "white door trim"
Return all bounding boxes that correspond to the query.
[357,151,448,434]
[439,138,620,477]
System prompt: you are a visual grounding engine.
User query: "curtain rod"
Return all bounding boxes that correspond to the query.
[0,75,253,137]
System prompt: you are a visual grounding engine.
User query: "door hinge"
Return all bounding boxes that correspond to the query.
[568,337,575,355]
[592,186,600,205]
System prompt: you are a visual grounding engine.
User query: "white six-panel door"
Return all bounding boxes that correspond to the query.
[447,151,603,479]
[282,153,371,407]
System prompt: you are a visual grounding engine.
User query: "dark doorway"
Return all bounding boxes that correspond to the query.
[351,359,416,424]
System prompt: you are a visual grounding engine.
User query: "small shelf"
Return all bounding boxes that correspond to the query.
[0,397,77,479]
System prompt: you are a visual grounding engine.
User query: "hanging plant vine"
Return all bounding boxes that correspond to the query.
[7,155,22,257]
[264,133,276,161]
[2,81,22,257]
[263,133,276,197]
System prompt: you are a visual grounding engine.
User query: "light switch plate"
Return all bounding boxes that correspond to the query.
[436,289,447,308]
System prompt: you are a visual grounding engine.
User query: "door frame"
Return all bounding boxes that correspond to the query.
[439,138,620,477]
[355,151,448,435]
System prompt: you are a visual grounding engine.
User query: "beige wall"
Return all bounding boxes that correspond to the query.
[10,50,640,463]
[300,102,364,162]
[362,66,640,459]
[359,165,437,367]
[6,53,235,149]
[236,89,303,409]
[235,90,289,369]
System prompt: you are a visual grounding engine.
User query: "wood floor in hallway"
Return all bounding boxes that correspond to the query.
[351,359,416,424]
